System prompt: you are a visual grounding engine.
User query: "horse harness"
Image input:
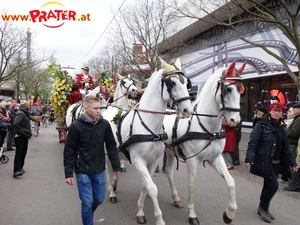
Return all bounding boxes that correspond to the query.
[169,69,244,162]
[110,77,136,104]
[117,69,191,163]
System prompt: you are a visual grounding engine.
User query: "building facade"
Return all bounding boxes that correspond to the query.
[158,0,298,124]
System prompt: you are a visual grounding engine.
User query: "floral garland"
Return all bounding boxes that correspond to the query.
[97,72,115,96]
[50,70,73,127]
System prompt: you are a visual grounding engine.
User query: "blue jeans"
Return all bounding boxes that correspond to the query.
[76,172,106,225]
[163,152,167,168]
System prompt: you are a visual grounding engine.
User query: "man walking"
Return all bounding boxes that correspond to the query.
[64,95,120,225]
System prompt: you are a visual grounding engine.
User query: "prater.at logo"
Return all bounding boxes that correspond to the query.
[29,2,90,28]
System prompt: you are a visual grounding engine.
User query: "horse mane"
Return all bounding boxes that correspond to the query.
[139,70,161,102]
[192,67,226,106]
[86,86,100,97]
[113,79,123,101]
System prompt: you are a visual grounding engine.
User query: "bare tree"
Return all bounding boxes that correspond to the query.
[0,19,50,85]
[173,0,300,97]
[0,20,28,84]
[110,0,178,82]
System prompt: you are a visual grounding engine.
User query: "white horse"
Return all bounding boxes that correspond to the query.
[65,84,114,128]
[116,57,193,225]
[104,73,138,173]
[163,60,246,225]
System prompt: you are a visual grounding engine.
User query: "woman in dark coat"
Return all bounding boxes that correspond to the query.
[244,102,298,223]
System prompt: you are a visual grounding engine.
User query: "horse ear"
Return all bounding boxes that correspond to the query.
[159,57,174,73]
[174,58,182,70]
[127,74,131,79]
[238,61,247,76]
[108,84,115,92]
[117,73,124,80]
[224,60,236,78]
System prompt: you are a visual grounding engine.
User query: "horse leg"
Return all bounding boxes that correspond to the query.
[165,153,183,208]
[105,155,118,203]
[186,158,200,225]
[135,162,165,225]
[210,154,237,224]
[120,159,126,172]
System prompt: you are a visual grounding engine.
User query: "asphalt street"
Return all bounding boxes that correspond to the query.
[0,125,299,225]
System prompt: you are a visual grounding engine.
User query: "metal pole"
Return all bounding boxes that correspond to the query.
[16,51,20,103]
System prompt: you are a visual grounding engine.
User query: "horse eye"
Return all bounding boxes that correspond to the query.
[172,81,176,86]
[226,87,232,93]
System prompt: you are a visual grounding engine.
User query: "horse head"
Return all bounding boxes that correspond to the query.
[159,57,192,118]
[215,60,246,126]
[116,73,138,99]
[99,83,114,102]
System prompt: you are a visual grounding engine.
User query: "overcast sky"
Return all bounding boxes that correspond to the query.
[2,0,127,76]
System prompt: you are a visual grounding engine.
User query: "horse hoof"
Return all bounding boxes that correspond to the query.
[188,217,200,225]
[109,197,118,204]
[174,200,184,208]
[223,212,233,224]
[120,167,126,172]
[137,215,147,224]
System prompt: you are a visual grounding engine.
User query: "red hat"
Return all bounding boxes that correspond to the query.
[268,102,285,112]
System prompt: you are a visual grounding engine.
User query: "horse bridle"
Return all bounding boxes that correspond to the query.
[161,68,191,106]
[215,70,244,114]
[109,77,136,104]
[120,78,135,94]
[98,86,111,101]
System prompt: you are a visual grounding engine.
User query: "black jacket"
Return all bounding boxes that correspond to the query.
[287,114,300,145]
[64,115,120,178]
[13,108,32,139]
[245,114,296,179]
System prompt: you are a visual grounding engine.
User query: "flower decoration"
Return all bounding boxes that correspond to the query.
[50,69,73,127]
[96,71,115,96]
[111,108,123,126]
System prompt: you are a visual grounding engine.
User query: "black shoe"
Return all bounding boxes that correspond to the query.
[162,167,166,173]
[258,207,271,223]
[20,169,25,173]
[268,212,275,220]
[283,186,300,192]
[13,171,24,178]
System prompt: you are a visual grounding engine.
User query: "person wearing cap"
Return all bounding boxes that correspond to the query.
[12,100,32,178]
[253,106,268,127]
[244,102,298,223]
[76,67,94,96]
[284,103,300,192]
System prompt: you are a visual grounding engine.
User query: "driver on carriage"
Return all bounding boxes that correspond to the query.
[76,67,94,98]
